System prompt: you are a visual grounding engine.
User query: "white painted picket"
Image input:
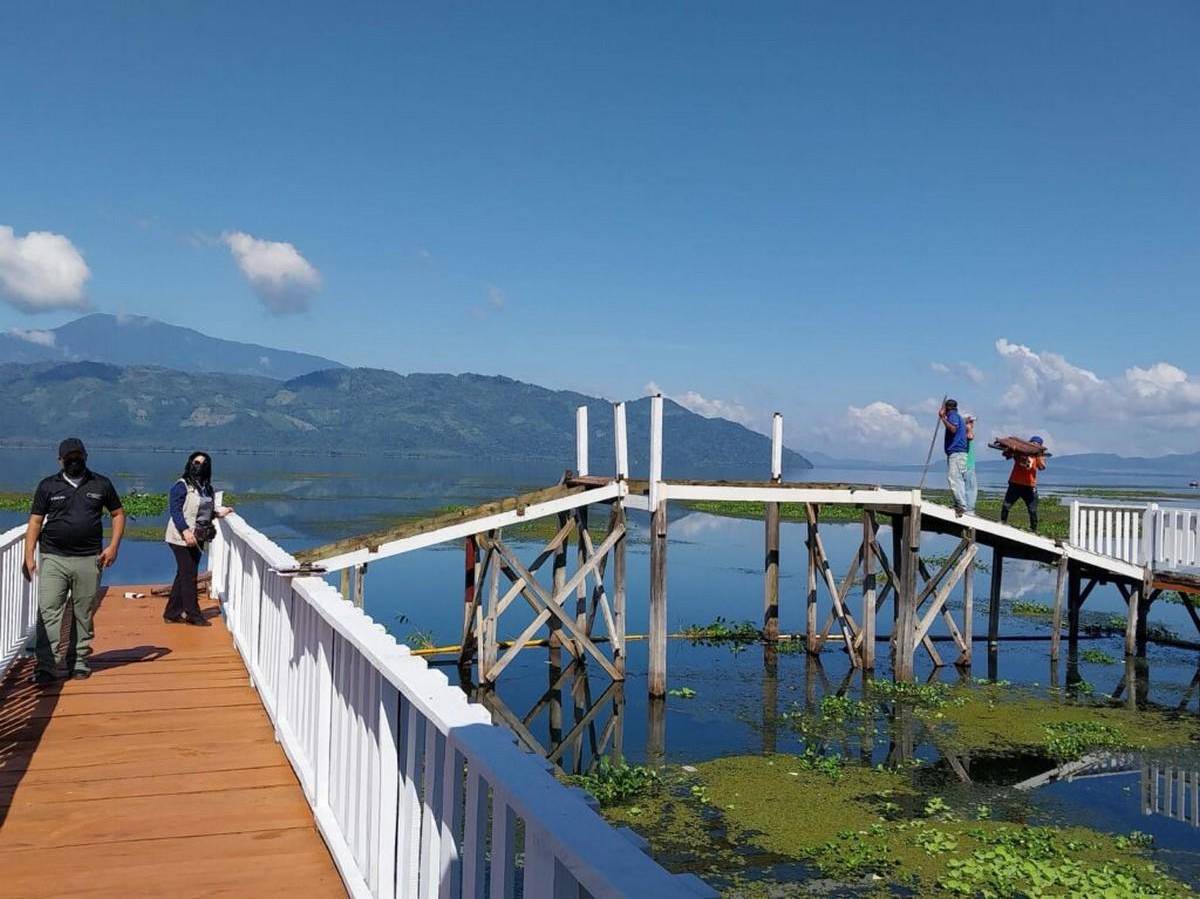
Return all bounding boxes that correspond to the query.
[0,525,37,684]
[1069,501,1145,565]
[209,512,712,899]
[1070,501,1200,571]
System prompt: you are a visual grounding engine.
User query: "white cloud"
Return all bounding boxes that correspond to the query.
[995,339,1200,429]
[0,225,91,312]
[930,360,985,385]
[222,231,321,314]
[643,381,758,428]
[844,401,926,448]
[487,286,506,310]
[5,327,57,347]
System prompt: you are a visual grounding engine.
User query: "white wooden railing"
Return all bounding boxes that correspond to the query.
[1070,501,1200,571]
[0,525,37,684]
[209,512,712,899]
[1148,505,1200,572]
[1069,502,1145,565]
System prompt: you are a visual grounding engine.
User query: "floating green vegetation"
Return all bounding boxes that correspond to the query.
[1043,720,1126,761]
[1079,648,1119,665]
[868,679,960,709]
[1011,599,1055,618]
[605,754,1195,897]
[679,617,761,645]
[566,758,660,807]
[928,684,1198,757]
[404,629,437,651]
[668,686,698,699]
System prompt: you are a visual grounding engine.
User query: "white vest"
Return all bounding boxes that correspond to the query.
[164,480,214,547]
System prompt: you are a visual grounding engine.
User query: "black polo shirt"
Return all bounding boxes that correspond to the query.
[30,470,123,557]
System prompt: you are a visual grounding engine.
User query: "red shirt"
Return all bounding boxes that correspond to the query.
[1008,454,1045,487]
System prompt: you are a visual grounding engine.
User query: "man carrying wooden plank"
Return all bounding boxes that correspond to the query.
[937,399,970,515]
[999,435,1047,532]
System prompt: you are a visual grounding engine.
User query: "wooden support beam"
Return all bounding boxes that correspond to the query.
[352,563,366,610]
[649,499,668,698]
[861,511,876,670]
[915,544,977,646]
[988,548,1004,653]
[613,504,627,677]
[894,502,920,681]
[482,530,623,682]
[1067,565,1082,648]
[958,529,976,668]
[806,511,818,654]
[803,503,861,665]
[764,501,780,642]
[575,506,590,654]
[1050,554,1069,662]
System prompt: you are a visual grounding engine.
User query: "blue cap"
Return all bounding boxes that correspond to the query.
[1029,435,1044,445]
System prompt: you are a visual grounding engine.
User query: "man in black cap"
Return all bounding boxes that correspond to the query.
[23,438,126,684]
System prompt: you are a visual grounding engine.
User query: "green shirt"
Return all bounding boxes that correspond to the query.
[966,439,976,471]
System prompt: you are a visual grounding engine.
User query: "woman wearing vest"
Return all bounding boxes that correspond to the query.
[164,451,229,625]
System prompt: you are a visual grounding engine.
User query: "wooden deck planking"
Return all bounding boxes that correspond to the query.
[0,586,345,899]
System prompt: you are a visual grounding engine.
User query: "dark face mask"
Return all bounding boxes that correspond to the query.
[63,456,86,478]
[188,459,211,483]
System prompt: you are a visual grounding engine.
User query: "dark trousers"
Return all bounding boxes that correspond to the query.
[165,544,203,620]
[1001,483,1039,532]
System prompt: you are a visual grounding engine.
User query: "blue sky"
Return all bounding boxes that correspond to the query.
[1,2,1197,458]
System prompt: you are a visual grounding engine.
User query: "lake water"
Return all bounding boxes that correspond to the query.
[3,447,1197,890]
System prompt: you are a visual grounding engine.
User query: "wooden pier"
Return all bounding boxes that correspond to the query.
[0,587,344,898]
[296,400,1198,699]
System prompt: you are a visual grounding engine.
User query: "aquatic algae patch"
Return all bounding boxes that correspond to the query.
[617,754,1198,897]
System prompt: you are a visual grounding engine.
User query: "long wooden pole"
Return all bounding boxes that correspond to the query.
[1049,554,1068,662]
[958,529,975,668]
[764,502,780,641]
[894,496,920,681]
[649,499,668,698]
[861,511,876,670]
[988,548,1004,653]
[917,395,948,491]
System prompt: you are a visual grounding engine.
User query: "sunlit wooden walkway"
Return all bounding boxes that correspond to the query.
[0,586,344,898]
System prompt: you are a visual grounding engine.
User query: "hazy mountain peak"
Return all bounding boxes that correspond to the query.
[1,312,344,380]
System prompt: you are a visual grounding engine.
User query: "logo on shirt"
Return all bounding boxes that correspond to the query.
[50,494,66,502]
[87,492,103,499]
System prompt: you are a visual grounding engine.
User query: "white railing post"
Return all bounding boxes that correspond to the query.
[613,401,628,481]
[1069,500,1080,546]
[575,405,588,477]
[770,412,783,482]
[648,394,664,510]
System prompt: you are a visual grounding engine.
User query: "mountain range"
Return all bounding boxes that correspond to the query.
[0,315,809,474]
[0,314,343,380]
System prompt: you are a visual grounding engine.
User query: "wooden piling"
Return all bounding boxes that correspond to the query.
[352,563,365,610]
[576,506,589,652]
[613,504,627,677]
[339,567,350,602]
[550,513,568,653]
[648,499,668,698]
[988,548,1004,653]
[805,509,818,654]
[894,503,920,681]
[764,501,780,641]
[1067,565,1082,648]
[1050,554,1068,662]
[958,529,975,668]
[861,511,876,670]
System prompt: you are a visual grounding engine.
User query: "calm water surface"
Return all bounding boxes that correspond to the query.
[3,448,1197,888]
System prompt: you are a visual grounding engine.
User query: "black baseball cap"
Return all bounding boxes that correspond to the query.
[58,437,87,458]
[944,398,958,409]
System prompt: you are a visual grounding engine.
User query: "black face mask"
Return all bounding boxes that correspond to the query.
[187,458,211,484]
[63,457,86,479]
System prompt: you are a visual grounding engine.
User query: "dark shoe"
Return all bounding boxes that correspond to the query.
[71,669,92,680]
[163,614,186,623]
[184,615,212,627]
[32,669,57,686]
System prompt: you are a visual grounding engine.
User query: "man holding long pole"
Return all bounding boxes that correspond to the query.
[938,399,970,515]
